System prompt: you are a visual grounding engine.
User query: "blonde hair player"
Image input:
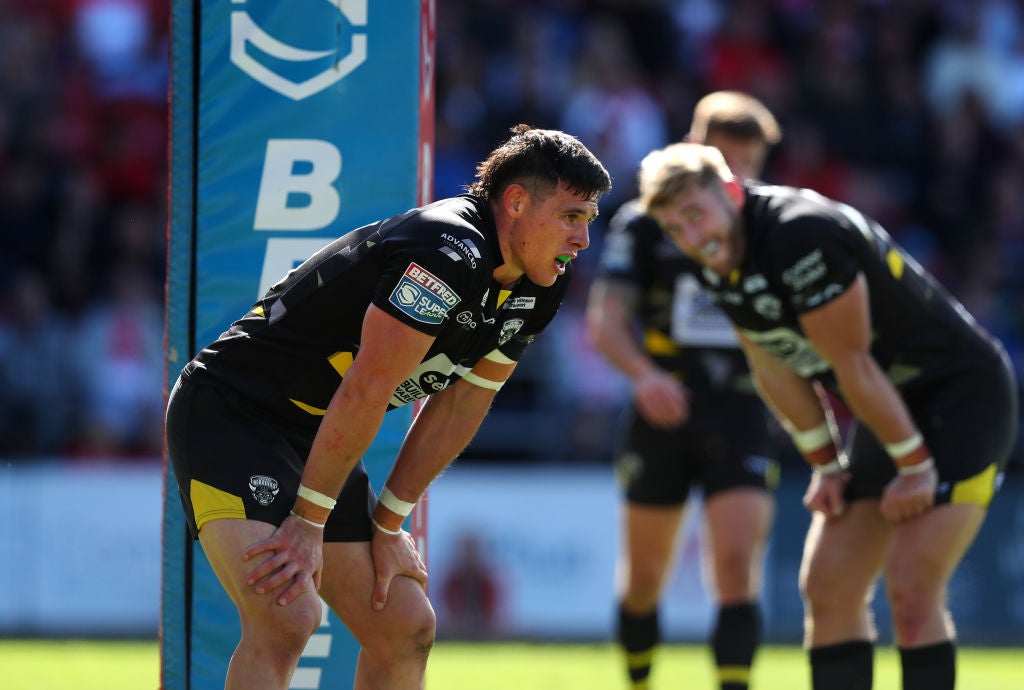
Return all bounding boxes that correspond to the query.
[638,142,1018,690]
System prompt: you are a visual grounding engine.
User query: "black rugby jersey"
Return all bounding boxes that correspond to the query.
[698,183,1004,392]
[183,194,569,432]
[597,199,753,399]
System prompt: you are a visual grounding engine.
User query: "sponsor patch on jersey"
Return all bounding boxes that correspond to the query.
[782,249,826,291]
[743,274,768,292]
[753,294,782,320]
[390,354,463,407]
[439,233,482,268]
[743,327,830,377]
[503,296,536,311]
[389,262,461,325]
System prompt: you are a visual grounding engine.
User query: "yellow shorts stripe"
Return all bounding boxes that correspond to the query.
[951,463,998,507]
[191,479,246,532]
[718,665,751,684]
[625,649,654,668]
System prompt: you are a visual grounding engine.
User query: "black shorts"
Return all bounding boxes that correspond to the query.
[165,375,375,542]
[615,394,779,506]
[844,351,1019,507]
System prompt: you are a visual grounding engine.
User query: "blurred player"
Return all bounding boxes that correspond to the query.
[165,125,611,690]
[587,92,782,690]
[637,142,1018,690]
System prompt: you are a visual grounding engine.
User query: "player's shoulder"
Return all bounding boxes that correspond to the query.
[386,195,498,269]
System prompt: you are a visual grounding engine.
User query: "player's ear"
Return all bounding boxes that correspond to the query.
[503,183,526,217]
[723,177,744,208]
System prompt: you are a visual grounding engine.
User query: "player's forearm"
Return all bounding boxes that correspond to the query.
[295,375,394,523]
[831,352,918,450]
[373,382,496,529]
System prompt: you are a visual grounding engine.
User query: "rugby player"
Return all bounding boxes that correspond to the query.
[636,142,1018,690]
[587,92,782,690]
[165,125,611,690]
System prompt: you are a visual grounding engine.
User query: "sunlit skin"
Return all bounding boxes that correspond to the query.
[493,182,599,287]
[649,178,746,278]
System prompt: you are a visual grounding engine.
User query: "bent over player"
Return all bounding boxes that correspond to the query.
[587,92,782,690]
[165,125,611,690]
[637,143,1018,690]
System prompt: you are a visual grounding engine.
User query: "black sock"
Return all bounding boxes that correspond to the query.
[711,602,761,690]
[617,605,659,689]
[809,640,874,690]
[900,641,955,690]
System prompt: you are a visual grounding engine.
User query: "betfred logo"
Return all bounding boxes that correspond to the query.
[389,262,461,325]
[404,262,460,306]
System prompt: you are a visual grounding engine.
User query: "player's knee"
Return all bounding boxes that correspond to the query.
[886,580,943,641]
[624,562,668,605]
[240,593,323,664]
[799,563,861,616]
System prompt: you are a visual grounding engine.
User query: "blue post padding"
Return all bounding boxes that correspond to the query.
[163,2,431,688]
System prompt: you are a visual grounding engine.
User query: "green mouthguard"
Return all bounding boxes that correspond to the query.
[557,255,571,263]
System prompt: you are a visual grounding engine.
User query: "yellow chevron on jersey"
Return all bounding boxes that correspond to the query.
[887,249,904,279]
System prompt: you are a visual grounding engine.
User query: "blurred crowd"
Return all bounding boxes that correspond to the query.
[0,0,1021,466]
[0,0,168,459]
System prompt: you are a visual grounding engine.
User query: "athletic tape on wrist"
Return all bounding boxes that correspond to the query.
[462,371,505,391]
[884,433,923,459]
[790,422,833,453]
[379,486,415,517]
[812,459,844,476]
[371,517,402,536]
[484,349,516,365]
[897,457,935,476]
[297,484,337,510]
[289,510,326,529]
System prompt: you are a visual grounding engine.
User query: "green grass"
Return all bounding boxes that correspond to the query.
[0,639,1019,689]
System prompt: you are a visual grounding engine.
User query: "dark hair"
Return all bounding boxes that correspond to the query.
[467,124,612,201]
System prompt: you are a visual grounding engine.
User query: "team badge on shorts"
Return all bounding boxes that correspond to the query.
[249,475,280,506]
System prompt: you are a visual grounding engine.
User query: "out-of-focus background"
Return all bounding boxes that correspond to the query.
[0,0,1022,646]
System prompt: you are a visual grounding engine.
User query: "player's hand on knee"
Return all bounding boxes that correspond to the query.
[880,467,937,525]
[242,517,325,606]
[369,526,428,611]
[802,470,849,520]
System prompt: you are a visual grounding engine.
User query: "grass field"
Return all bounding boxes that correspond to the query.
[0,639,1020,689]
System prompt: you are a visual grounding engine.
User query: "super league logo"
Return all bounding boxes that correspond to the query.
[230,0,368,101]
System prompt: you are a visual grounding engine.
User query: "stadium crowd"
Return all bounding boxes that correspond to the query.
[0,0,1020,468]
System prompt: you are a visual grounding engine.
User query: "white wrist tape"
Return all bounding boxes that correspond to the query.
[297,484,337,510]
[898,457,935,476]
[379,486,415,517]
[790,422,833,453]
[371,517,402,536]
[885,433,923,459]
[812,459,844,476]
[289,510,326,529]
[462,371,505,391]
[484,349,516,365]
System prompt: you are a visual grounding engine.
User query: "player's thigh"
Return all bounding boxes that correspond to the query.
[800,500,890,602]
[319,541,435,651]
[199,518,323,634]
[884,502,986,597]
[703,488,774,599]
[704,487,774,556]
